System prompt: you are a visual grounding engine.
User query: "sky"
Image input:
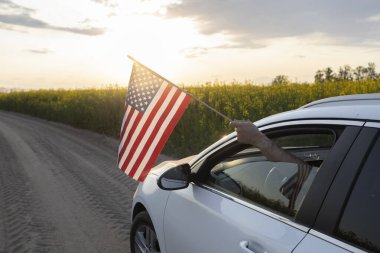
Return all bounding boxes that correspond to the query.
[1,0,380,89]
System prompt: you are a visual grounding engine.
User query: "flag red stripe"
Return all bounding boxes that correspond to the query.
[128,88,182,178]
[119,106,136,157]
[121,85,173,173]
[137,94,191,181]
[118,107,140,162]
[119,110,143,172]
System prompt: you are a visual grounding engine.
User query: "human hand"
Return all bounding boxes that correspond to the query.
[230,120,266,147]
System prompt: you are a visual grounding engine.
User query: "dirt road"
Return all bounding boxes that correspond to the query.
[0,111,143,253]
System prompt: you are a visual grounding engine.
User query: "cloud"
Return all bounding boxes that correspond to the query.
[181,40,266,58]
[365,14,380,22]
[0,0,106,36]
[90,0,119,17]
[55,26,105,36]
[214,34,266,49]
[164,0,380,47]
[0,0,34,14]
[91,0,118,8]
[180,47,209,58]
[0,13,106,35]
[27,48,53,54]
[0,14,47,28]
[0,22,26,32]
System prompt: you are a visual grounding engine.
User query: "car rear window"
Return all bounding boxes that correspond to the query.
[335,134,380,252]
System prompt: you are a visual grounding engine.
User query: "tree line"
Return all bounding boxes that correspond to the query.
[314,63,378,83]
[271,63,379,85]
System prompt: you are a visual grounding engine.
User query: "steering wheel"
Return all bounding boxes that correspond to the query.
[263,163,298,202]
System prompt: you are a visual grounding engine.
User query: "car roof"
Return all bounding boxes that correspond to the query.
[300,93,380,108]
[255,93,380,127]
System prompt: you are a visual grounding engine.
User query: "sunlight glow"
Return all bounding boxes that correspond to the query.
[1,0,379,89]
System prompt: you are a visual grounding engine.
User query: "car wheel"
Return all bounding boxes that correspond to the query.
[131,211,161,253]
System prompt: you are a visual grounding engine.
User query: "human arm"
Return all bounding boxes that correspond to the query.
[230,120,305,165]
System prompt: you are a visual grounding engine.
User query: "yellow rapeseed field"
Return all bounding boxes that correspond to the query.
[1,80,379,157]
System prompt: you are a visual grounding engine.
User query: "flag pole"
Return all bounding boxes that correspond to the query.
[127,55,232,122]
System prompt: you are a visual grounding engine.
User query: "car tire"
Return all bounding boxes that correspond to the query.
[130,211,161,253]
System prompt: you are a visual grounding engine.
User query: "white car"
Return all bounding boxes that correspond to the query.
[130,93,380,253]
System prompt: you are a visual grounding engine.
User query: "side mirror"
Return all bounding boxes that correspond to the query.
[157,164,191,190]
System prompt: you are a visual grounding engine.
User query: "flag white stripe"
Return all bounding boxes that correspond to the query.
[120,105,130,133]
[133,92,187,180]
[118,107,138,155]
[118,109,139,168]
[119,81,168,167]
[118,106,132,152]
[124,86,177,174]
[118,108,141,168]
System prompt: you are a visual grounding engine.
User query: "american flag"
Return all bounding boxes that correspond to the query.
[118,62,191,182]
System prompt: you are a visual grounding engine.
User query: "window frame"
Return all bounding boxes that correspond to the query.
[191,121,363,229]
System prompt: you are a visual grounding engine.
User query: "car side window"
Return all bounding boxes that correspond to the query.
[335,134,380,253]
[206,129,336,218]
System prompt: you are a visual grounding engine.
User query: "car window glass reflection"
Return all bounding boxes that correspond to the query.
[207,132,335,218]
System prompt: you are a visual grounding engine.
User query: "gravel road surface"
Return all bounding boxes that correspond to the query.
[0,111,152,253]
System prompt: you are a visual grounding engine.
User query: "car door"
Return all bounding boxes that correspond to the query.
[163,121,362,253]
[294,123,380,253]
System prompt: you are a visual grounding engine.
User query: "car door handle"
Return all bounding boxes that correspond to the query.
[240,241,269,253]
[240,241,256,253]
